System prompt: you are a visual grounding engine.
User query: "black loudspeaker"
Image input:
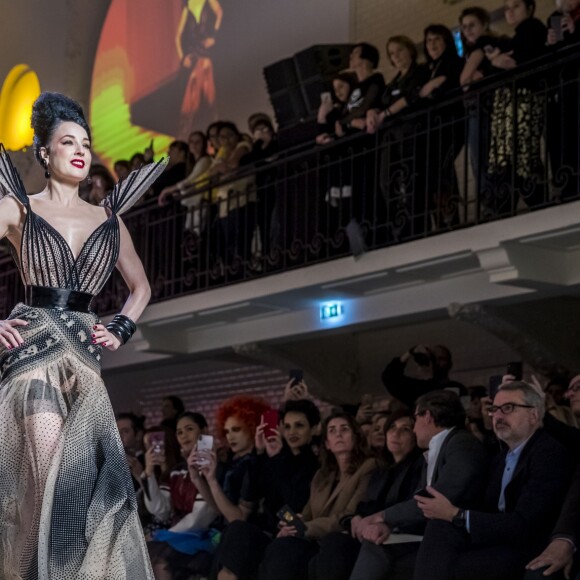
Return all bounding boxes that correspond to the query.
[263,58,300,95]
[294,44,352,82]
[263,44,352,132]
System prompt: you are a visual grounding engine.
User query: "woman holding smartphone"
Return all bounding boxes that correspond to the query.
[215,399,321,580]
[258,411,376,580]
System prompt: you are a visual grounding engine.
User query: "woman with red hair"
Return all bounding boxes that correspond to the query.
[189,395,270,525]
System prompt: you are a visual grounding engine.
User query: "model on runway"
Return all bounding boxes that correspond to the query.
[0,92,166,579]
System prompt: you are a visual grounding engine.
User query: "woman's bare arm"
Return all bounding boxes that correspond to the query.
[114,217,151,322]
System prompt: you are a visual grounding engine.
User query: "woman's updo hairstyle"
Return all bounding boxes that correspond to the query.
[31,92,91,167]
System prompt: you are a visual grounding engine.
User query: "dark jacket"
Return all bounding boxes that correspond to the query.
[468,429,573,553]
[383,428,488,533]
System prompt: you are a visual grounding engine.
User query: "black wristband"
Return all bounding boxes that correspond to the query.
[106,314,137,345]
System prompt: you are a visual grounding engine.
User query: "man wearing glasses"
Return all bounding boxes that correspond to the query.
[412,381,574,580]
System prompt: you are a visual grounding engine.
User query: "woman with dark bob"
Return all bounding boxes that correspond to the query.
[258,411,376,580]
[0,92,167,578]
[215,399,322,580]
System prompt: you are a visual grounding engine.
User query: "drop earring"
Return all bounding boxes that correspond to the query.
[43,159,50,179]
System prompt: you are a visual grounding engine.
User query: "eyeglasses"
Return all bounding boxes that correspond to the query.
[487,403,534,416]
[567,383,580,394]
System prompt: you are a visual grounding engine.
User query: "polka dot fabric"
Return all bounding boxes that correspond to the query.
[0,148,167,579]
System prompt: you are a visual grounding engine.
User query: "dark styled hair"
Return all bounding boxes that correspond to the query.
[280,399,321,428]
[188,130,208,159]
[114,159,130,171]
[176,411,208,431]
[459,6,491,28]
[206,121,225,140]
[318,411,370,480]
[218,121,241,138]
[386,36,418,67]
[423,24,458,63]
[116,412,145,434]
[31,92,91,167]
[353,42,380,69]
[130,152,146,166]
[381,409,417,466]
[519,0,536,16]
[415,390,466,428]
[164,395,185,416]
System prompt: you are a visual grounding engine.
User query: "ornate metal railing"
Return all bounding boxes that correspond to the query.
[1,44,579,318]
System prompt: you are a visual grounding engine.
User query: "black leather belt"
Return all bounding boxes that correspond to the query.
[25,285,94,313]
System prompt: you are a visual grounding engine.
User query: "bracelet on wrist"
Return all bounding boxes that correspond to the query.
[106,314,137,345]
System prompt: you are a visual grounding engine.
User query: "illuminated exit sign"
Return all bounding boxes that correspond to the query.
[320,302,344,321]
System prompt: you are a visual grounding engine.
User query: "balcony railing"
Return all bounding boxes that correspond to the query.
[1,44,579,319]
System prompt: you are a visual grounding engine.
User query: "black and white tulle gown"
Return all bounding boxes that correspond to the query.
[0,145,167,580]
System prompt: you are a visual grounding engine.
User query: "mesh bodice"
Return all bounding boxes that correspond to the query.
[0,145,167,295]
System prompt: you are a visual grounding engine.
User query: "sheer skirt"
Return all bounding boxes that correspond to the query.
[0,304,153,580]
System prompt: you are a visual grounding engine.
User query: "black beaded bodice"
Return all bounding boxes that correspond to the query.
[0,144,167,295]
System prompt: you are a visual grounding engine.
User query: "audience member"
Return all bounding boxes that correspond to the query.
[113,159,131,181]
[310,410,424,580]
[150,140,190,199]
[420,24,465,229]
[130,152,146,172]
[413,382,573,580]
[146,412,209,580]
[206,121,224,157]
[88,164,115,206]
[316,72,358,145]
[346,391,487,580]
[258,412,376,580]
[382,344,466,408]
[215,399,321,580]
[161,395,185,431]
[483,0,548,216]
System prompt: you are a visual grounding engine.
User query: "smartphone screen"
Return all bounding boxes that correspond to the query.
[550,14,564,41]
[289,369,303,386]
[196,434,214,466]
[149,431,165,455]
[263,409,279,438]
[506,362,523,381]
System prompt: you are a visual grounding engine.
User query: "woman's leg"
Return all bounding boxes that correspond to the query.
[259,536,319,580]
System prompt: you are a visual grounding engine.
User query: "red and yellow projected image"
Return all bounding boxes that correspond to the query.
[90,0,223,169]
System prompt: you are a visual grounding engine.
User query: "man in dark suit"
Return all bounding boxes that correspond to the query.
[413,381,574,580]
[347,390,489,580]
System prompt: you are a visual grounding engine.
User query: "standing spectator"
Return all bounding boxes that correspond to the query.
[209,122,255,273]
[113,159,131,181]
[545,0,580,201]
[161,395,185,431]
[420,24,465,229]
[150,140,190,199]
[367,36,430,241]
[483,0,548,216]
[413,382,573,580]
[158,131,213,235]
[207,121,224,157]
[240,115,280,266]
[316,72,357,145]
[458,7,497,187]
[258,412,376,580]
[130,151,146,172]
[382,344,466,408]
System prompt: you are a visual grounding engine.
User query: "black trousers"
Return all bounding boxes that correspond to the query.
[215,520,272,579]
[258,536,319,580]
[414,520,530,580]
[308,532,362,580]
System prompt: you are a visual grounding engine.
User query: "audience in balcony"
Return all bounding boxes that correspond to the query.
[258,411,376,580]
[336,43,385,137]
[420,24,465,229]
[150,140,191,200]
[316,72,358,145]
[483,0,548,216]
[114,159,131,181]
[87,164,115,205]
[215,399,321,580]
[208,122,255,270]
[546,0,580,202]
[458,7,496,184]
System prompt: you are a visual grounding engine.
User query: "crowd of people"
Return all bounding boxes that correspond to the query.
[79,0,580,277]
[116,342,580,580]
